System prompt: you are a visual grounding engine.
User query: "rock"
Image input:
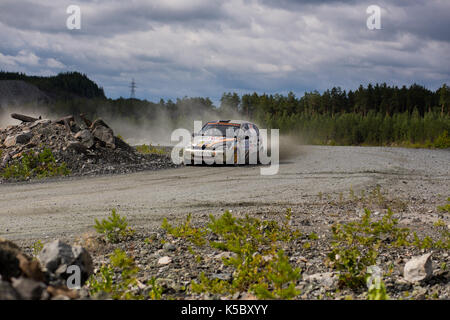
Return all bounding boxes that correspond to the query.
[1,153,11,167]
[239,292,257,300]
[37,240,93,285]
[3,133,32,147]
[3,135,16,147]
[11,277,46,300]
[404,253,433,282]
[74,129,94,149]
[17,253,44,282]
[211,273,232,281]
[0,280,21,300]
[163,243,176,252]
[15,132,33,144]
[28,119,51,129]
[47,285,79,299]
[157,256,172,265]
[303,272,337,288]
[0,238,23,280]
[214,252,237,260]
[91,119,115,149]
[412,286,427,299]
[66,141,87,153]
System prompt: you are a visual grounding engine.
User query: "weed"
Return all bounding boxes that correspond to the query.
[147,277,163,300]
[31,240,44,257]
[367,279,389,300]
[88,248,141,300]
[162,213,207,246]
[94,209,135,243]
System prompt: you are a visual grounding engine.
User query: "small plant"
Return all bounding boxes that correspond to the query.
[147,277,164,300]
[367,279,389,300]
[94,209,135,243]
[165,209,301,299]
[31,240,44,257]
[88,248,141,300]
[327,209,409,288]
[349,186,355,200]
[308,232,319,240]
[2,148,70,180]
[437,198,450,213]
[162,213,207,246]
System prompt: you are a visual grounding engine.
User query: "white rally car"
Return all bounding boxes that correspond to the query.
[183,120,264,165]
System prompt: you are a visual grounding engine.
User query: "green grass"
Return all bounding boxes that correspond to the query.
[135,144,167,156]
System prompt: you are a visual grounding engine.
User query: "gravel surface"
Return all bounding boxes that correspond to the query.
[0,145,448,242]
[0,145,449,299]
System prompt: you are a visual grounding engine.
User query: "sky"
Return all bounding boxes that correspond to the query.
[0,0,449,104]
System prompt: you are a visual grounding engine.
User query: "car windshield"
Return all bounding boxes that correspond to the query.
[198,123,240,136]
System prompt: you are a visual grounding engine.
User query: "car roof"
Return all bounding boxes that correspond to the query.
[207,120,258,127]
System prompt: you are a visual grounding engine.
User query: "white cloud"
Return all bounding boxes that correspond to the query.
[0,0,448,100]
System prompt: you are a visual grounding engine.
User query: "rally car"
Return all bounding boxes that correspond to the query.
[182,120,264,165]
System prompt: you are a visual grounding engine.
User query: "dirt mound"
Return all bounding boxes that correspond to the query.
[0,113,177,180]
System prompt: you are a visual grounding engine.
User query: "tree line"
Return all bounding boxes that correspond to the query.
[1,71,448,147]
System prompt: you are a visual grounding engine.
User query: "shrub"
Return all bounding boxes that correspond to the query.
[326,209,409,288]
[433,130,450,149]
[2,148,70,180]
[88,248,141,300]
[94,209,135,243]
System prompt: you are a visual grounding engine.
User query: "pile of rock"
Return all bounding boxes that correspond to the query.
[0,238,92,300]
[0,113,176,179]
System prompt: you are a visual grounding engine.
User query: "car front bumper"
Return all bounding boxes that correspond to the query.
[183,148,234,164]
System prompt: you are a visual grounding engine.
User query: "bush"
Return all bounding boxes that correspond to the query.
[94,209,135,243]
[87,249,141,300]
[326,209,409,288]
[1,148,70,180]
[433,131,450,149]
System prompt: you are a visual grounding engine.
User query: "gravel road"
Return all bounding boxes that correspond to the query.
[1,146,449,244]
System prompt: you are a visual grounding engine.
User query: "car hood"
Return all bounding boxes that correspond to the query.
[191,135,235,149]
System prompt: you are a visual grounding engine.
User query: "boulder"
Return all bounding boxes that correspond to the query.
[3,133,32,147]
[37,240,93,285]
[90,119,115,149]
[66,141,87,153]
[15,132,33,144]
[74,129,94,149]
[11,277,46,300]
[0,280,21,300]
[403,253,433,282]
[3,135,16,147]
[0,238,23,280]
